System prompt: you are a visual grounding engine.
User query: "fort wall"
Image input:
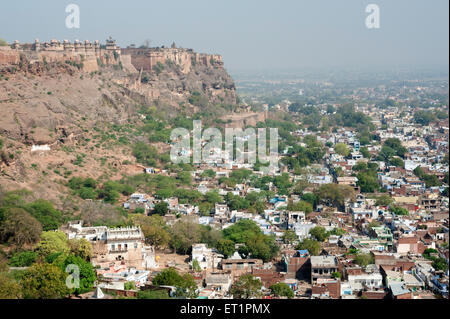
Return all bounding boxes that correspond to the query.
[1,38,224,76]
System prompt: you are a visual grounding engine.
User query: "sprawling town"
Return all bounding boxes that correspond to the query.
[88,87,449,300]
[3,59,448,299]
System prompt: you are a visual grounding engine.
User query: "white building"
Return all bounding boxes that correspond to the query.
[348,273,383,291]
[191,244,223,271]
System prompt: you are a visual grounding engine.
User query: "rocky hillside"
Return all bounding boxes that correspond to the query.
[0,47,239,206]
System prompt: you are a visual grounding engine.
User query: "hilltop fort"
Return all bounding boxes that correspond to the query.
[0,37,224,75]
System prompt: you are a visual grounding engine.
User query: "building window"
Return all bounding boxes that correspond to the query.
[134,243,138,249]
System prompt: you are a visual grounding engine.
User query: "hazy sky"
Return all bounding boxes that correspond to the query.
[1,0,448,72]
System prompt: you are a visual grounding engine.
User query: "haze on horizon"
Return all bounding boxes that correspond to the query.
[1,0,448,73]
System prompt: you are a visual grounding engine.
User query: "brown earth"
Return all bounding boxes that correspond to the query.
[0,52,242,208]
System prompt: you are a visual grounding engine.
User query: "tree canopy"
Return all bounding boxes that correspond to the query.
[230,274,262,299]
[295,238,321,256]
[314,184,355,209]
[0,208,42,248]
[152,268,197,298]
[270,282,294,298]
[20,263,69,299]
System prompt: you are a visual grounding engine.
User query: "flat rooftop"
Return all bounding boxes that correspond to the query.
[311,256,338,268]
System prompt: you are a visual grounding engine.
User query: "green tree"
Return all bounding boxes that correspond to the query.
[222,219,261,243]
[134,207,145,214]
[389,157,405,168]
[375,194,393,206]
[152,267,183,286]
[314,184,355,209]
[132,142,160,166]
[287,200,313,214]
[0,208,42,248]
[230,274,262,299]
[21,263,69,299]
[422,174,441,188]
[222,220,278,262]
[204,191,222,204]
[174,189,202,204]
[58,255,96,295]
[36,231,70,258]
[198,202,213,216]
[414,110,437,126]
[152,268,197,298]
[9,251,38,267]
[390,206,409,216]
[283,230,298,244]
[25,199,62,231]
[230,169,253,183]
[155,188,174,199]
[192,259,201,272]
[270,282,294,298]
[353,253,374,267]
[422,248,439,260]
[360,147,371,159]
[153,201,168,216]
[352,161,368,172]
[432,258,449,272]
[137,289,169,299]
[309,226,330,242]
[177,171,192,185]
[330,228,346,236]
[300,193,318,207]
[124,281,136,290]
[383,138,407,158]
[292,179,311,195]
[357,171,379,193]
[332,271,342,279]
[295,238,320,256]
[199,225,222,249]
[216,239,235,258]
[78,187,98,200]
[201,169,216,179]
[169,217,201,254]
[335,143,350,157]
[378,145,396,162]
[0,273,22,299]
[68,238,93,261]
[244,233,279,262]
[413,166,424,178]
[133,214,170,249]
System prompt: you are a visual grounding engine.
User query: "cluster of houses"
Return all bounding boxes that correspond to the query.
[66,103,448,299]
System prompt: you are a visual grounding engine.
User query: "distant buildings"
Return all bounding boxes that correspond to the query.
[64,221,156,269]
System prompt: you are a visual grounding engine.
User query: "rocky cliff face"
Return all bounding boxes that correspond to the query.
[0,43,239,202]
[125,61,237,114]
[0,44,238,145]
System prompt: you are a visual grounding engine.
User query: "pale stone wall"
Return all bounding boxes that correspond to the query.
[2,40,223,76]
[122,47,223,74]
[0,47,20,66]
